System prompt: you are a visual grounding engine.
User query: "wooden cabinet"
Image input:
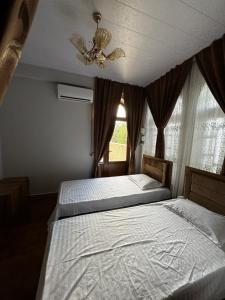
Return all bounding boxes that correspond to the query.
[0,177,29,225]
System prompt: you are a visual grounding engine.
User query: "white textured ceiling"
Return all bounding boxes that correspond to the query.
[21,0,225,86]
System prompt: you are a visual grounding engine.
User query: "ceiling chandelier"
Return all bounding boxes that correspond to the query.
[70,12,125,69]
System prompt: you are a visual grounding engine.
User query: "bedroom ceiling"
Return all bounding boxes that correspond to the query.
[21,0,225,86]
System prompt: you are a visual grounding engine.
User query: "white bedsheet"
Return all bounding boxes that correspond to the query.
[55,175,171,219]
[39,202,225,300]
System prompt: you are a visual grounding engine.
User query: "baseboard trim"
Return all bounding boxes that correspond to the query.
[30,193,58,201]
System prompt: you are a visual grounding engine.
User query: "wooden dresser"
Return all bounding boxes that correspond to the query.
[0,177,29,225]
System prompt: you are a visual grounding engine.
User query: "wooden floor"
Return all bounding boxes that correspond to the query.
[0,194,57,300]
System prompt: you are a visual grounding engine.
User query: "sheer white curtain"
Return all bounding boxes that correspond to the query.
[143,63,225,197]
[177,63,225,194]
[143,85,187,195]
[189,69,225,173]
[164,83,188,196]
[176,63,201,194]
[142,107,157,156]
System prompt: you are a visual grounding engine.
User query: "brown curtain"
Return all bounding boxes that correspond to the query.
[196,34,225,175]
[145,58,192,159]
[124,84,145,174]
[93,77,123,177]
[0,0,39,105]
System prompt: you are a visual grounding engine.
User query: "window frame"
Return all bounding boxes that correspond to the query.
[103,101,130,164]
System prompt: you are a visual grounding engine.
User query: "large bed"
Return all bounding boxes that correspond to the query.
[53,155,173,220]
[37,167,225,300]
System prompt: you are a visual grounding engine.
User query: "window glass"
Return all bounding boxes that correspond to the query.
[117,103,126,118]
[109,120,128,161]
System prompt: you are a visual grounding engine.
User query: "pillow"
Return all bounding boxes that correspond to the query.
[164,199,225,250]
[128,174,162,190]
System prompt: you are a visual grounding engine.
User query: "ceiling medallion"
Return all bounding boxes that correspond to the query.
[70,12,125,69]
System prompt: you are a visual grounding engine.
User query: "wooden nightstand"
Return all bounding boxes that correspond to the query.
[0,177,30,225]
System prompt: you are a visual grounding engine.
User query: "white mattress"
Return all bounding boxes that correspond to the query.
[38,201,225,300]
[55,175,171,219]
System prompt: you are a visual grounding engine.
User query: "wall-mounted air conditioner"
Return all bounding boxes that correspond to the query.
[57,84,93,103]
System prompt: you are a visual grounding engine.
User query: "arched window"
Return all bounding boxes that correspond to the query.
[103,99,129,163]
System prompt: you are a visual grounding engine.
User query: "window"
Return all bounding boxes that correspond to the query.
[142,63,225,197]
[103,100,129,163]
[143,91,185,196]
[190,81,225,174]
[173,64,225,195]
[143,92,185,183]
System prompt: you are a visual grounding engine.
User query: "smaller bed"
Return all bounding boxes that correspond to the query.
[53,155,173,220]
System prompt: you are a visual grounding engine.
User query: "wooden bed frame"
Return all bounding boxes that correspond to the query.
[184,166,225,215]
[141,155,173,188]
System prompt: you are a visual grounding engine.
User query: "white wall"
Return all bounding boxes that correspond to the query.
[0,63,143,193]
[0,64,94,194]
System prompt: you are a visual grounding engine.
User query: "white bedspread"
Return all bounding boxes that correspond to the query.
[55,175,171,219]
[39,202,225,300]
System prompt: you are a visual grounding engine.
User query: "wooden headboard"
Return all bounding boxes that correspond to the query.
[184,166,225,215]
[141,155,173,188]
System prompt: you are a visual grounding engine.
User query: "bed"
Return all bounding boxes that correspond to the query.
[53,155,173,220]
[37,166,225,300]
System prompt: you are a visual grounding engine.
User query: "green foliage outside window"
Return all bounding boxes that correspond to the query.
[111,121,127,144]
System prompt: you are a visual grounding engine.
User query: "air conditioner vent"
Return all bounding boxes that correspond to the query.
[57,84,93,103]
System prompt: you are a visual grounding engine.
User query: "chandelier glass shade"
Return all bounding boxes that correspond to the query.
[70,12,125,68]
